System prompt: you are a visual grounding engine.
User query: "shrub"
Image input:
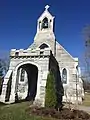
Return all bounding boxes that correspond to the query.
[45,71,57,108]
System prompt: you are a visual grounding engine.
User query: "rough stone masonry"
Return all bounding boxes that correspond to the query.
[0,5,84,107]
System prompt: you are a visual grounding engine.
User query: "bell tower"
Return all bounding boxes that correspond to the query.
[31,5,56,56]
[37,5,55,33]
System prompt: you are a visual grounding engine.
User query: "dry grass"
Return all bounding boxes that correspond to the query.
[82,92,90,106]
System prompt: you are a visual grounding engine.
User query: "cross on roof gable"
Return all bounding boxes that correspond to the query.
[45,5,50,11]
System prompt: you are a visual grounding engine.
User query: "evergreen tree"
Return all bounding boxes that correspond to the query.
[45,71,57,108]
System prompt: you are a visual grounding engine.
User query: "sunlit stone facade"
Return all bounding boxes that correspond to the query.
[0,5,84,106]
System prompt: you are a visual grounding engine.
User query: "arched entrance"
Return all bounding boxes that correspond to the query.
[16,63,38,101]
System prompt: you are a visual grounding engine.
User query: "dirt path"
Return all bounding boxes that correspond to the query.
[79,106,90,114]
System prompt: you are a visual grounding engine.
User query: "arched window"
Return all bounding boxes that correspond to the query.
[42,17,48,29]
[20,69,25,82]
[62,68,67,84]
[39,43,49,49]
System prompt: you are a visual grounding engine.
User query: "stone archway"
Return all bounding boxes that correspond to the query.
[15,63,38,102]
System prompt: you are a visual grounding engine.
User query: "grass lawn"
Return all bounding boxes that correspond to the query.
[0,102,57,120]
[82,92,90,106]
[0,92,90,120]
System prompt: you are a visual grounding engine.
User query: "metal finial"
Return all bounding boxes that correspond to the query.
[45,5,50,10]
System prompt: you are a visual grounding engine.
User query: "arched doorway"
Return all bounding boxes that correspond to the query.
[16,63,38,101]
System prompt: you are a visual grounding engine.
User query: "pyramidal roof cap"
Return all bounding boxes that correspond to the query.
[38,5,54,21]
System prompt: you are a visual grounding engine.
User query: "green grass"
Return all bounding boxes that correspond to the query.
[1,92,89,120]
[0,102,57,120]
[82,92,90,106]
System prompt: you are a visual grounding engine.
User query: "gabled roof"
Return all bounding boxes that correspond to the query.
[56,41,77,62]
[38,5,54,21]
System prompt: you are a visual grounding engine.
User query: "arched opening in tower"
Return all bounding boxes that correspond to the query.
[39,43,49,49]
[16,63,38,101]
[42,17,48,29]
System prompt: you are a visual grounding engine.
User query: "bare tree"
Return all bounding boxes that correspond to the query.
[82,25,90,83]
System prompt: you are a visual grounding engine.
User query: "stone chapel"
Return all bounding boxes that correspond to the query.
[0,5,84,106]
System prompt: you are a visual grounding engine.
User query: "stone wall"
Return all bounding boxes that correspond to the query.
[0,48,51,107]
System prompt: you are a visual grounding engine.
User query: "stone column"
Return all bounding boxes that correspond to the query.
[34,58,49,107]
[9,70,17,103]
[0,70,12,103]
[0,80,8,102]
[33,68,42,106]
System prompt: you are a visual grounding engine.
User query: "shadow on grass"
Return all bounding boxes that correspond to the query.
[0,98,33,107]
[0,102,6,106]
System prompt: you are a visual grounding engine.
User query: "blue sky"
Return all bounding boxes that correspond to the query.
[0,0,90,59]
